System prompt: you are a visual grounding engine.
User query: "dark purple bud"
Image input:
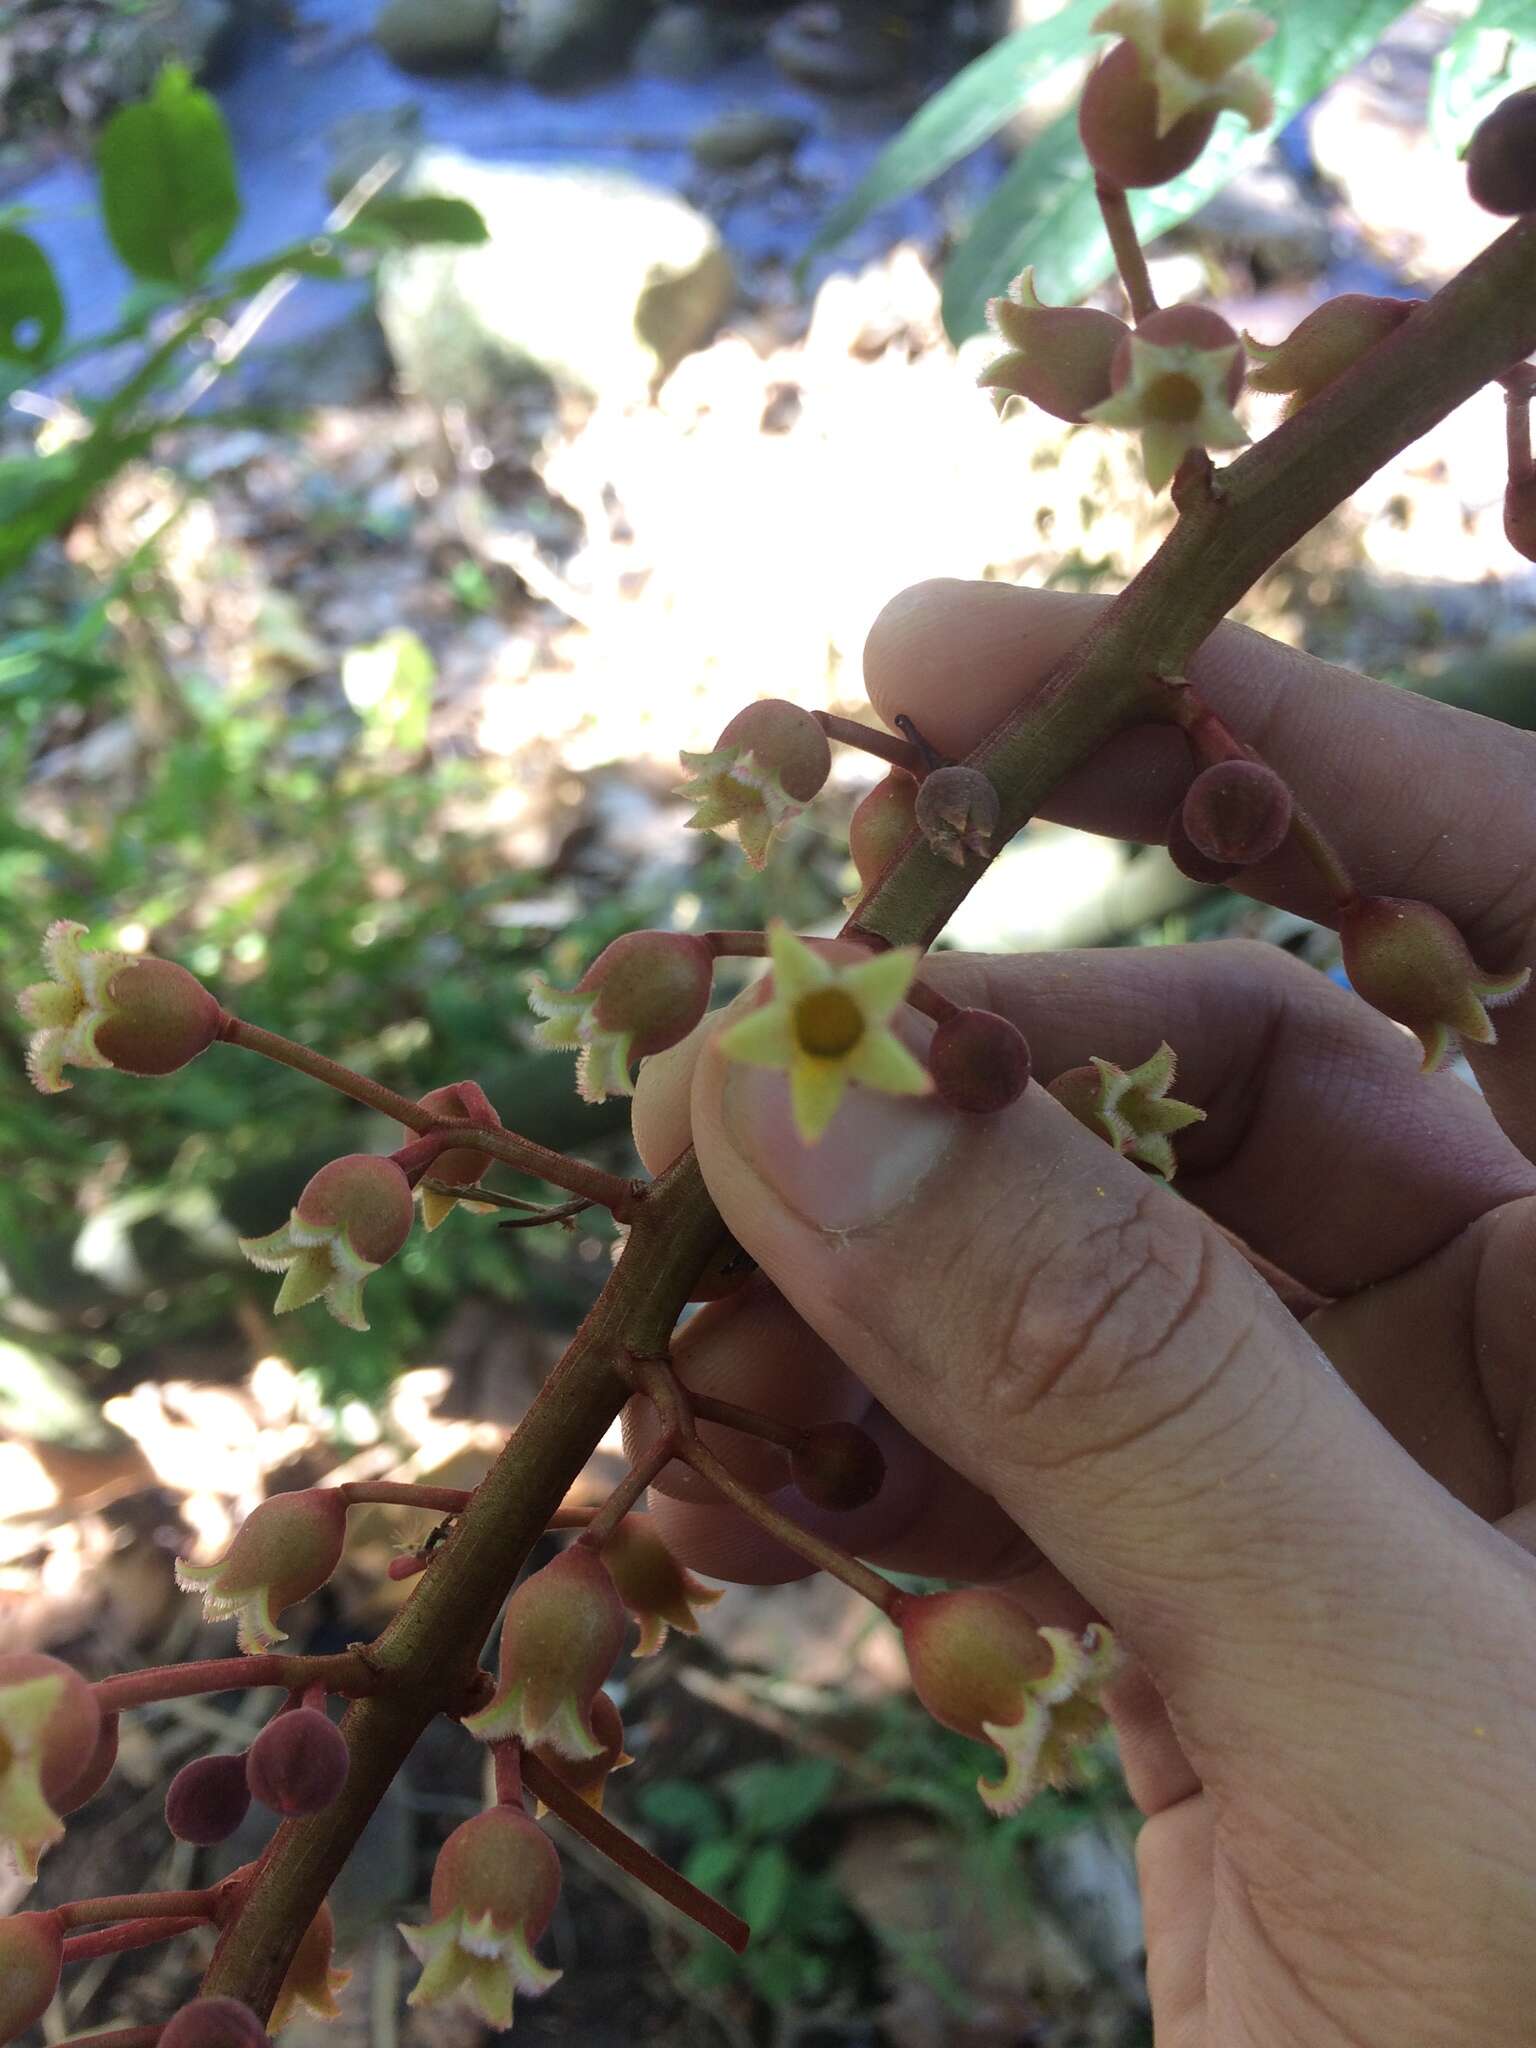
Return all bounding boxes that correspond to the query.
[161,1997,271,2048]
[928,1008,1032,1114]
[1466,85,1536,216]
[246,1706,350,1818]
[790,1422,887,1511]
[1180,760,1293,866]
[164,1752,252,1846]
[1166,810,1242,886]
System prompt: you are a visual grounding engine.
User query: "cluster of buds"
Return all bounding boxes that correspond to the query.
[678,697,831,868]
[0,1652,104,1881]
[402,1803,562,2025]
[1048,1041,1205,1179]
[17,920,221,1094]
[407,1079,504,1229]
[1339,897,1530,1072]
[239,1152,415,1332]
[529,929,714,1102]
[896,1588,1121,1814]
[175,1486,348,1652]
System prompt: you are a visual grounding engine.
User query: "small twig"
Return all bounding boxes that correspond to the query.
[1288,806,1357,910]
[814,711,924,774]
[904,979,962,1028]
[421,1177,588,1220]
[95,1650,377,1716]
[58,1891,216,1932]
[1096,176,1158,324]
[582,1435,680,1547]
[684,1391,804,1452]
[62,1917,205,1965]
[522,1752,749,1953]
[496,1195,597,1232]
[339,1482,473,1513]
[892,713,945,773]
[1506,374,1534,481]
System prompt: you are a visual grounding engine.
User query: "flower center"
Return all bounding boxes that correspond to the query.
[1143,371,1204,422]
[794,987,865,1059]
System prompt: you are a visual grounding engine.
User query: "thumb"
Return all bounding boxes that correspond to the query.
[687,1031,1511,1768]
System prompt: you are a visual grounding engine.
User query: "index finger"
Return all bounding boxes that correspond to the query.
[864,579,1536,1152]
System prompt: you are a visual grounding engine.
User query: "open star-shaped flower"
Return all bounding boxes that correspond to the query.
[718,924,931,1145]
[677,698,831,869]
[1048,1041,1206,1180]
[1086,329,1248,491]
[239,1153,415,1331]
[1095,0,1273,139]
[402,1806,562,2026]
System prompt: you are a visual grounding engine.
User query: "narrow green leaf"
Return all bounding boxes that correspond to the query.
[0,231,64,364]
[722,1756,839,1836]
[805,0,1100,263]
[942,0,1418,340]
[341,195,490,250]
[737,1844,795,1940]
[682,1837,746,1895]
[97,65,240,286]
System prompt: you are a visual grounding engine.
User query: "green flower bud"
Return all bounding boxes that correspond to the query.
[598,1513,723,1656]
[678,698,831,867]
[239,1153,415,1330]
[1339,896,1531,1072]
[529,930,715,1102]
[1244,294,1418,418]
[1047,1040,1205,1179]
[464,1543,626,1758]
[17,921,221,1095]
[896,1589,1120,1814]
[401,1805,562,2026]
[175,1486,349,1653]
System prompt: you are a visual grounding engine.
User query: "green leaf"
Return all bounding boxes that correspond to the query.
[942,0,1418,340]
[0,430,155,581]
[0,231,64,364]
[97,65,240,286]
[737,1843,795,1938]
[804,0,1100,265]
[682,1837,746,1895]
[1429,0,1536,155]
[742,1940,816,2005]
[635,1779,726,1840]
[341,195,490,250]
[722,1756,839,1837]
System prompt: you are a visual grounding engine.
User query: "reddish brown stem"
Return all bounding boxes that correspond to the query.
[493,1739,524,1807]
[1096,175,1158,324]
[338,1482,472,1513]
[521,1751,749,1953]
[815,710,924,773]
[63,1916,206,1964]
[685,1391,805,1451]
[95,1649,377,1715]
[582,1434,679,1547]
[53,2031,162,2047]
[703,929,770,959]
[60,1890,216,1931]
[497,1195,596,1232]
[905,978,962,1028]
[1289,807,1357,910]
[218,1015,633,1215]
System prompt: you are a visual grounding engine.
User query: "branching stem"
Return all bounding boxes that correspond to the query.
[1096,176,1159,324]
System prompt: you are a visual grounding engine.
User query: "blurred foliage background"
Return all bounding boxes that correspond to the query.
[1,2,1535,2041]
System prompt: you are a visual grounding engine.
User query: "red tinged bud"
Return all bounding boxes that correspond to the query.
[1180,760,1292,866]
[531,1690,631,1812]
[59,1710,118,1816]
[1245,294,1417,417]
[1505,475,1536,563]
[980,270,1129,423]
[529,930,716,1102]
[790,1421,887,1511]
[596,1514,723,1657]
[679,697,832,867]
[848,770,919,890]
[238,1155,415,1331]
[1166,809,1241,885]
[914,764,1000,866]
[464,1543,627,1757]
[408,1079,504,1229]
[0,1651,102,1880]
[175,1485,349,1653]
[0,1911,63,2041]
[1339,896,1531,1072]
[928,1007,1032,1114]
[17,921,221,1094]
[160,1999,271,2048]
[402,1805,562,2024]
[165,1752,252,1846]
[1079,39,1218,187]
[1466,85,1536,216]
[246,1707,350,1818]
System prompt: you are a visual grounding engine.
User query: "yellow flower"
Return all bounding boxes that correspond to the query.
[1086,320,1248,492]
[1094,0,1273,139]
[717,924,931,1144]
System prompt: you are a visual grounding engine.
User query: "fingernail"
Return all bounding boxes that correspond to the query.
[719,1064,957,1232]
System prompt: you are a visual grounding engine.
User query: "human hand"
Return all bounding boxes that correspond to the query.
[628,581,1536,2048]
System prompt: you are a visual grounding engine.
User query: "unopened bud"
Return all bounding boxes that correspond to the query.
[1180,760,1292,866]
[790,1421,887,1511]
[679,697,831,867]
[980,270,1129,422]
[408,1080,503,1230]
[59,1711,118,1816]
[0,1910,64,2040]
[529,930,715,1103]
[848,770,919,890]
[246,1707,350,1818]
[928,1007,1032,1114]
[1466,84,1536,216]
[1245,294,1417,417]
[175,1485,349,1653]
[1339,896,1531,1071]
[896,1588,1120,1813]
[1165,809,1242,885]
[532,1690,631,1812]
[915,765,999,866]
[0,1650,102,1880]
[165,1752,252,1846]
[464,1543,626,1758]
[17,921,221,1094]
[598,1514,723,1657]
[402,1805,561,2025]
[161,1998,271,2048]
